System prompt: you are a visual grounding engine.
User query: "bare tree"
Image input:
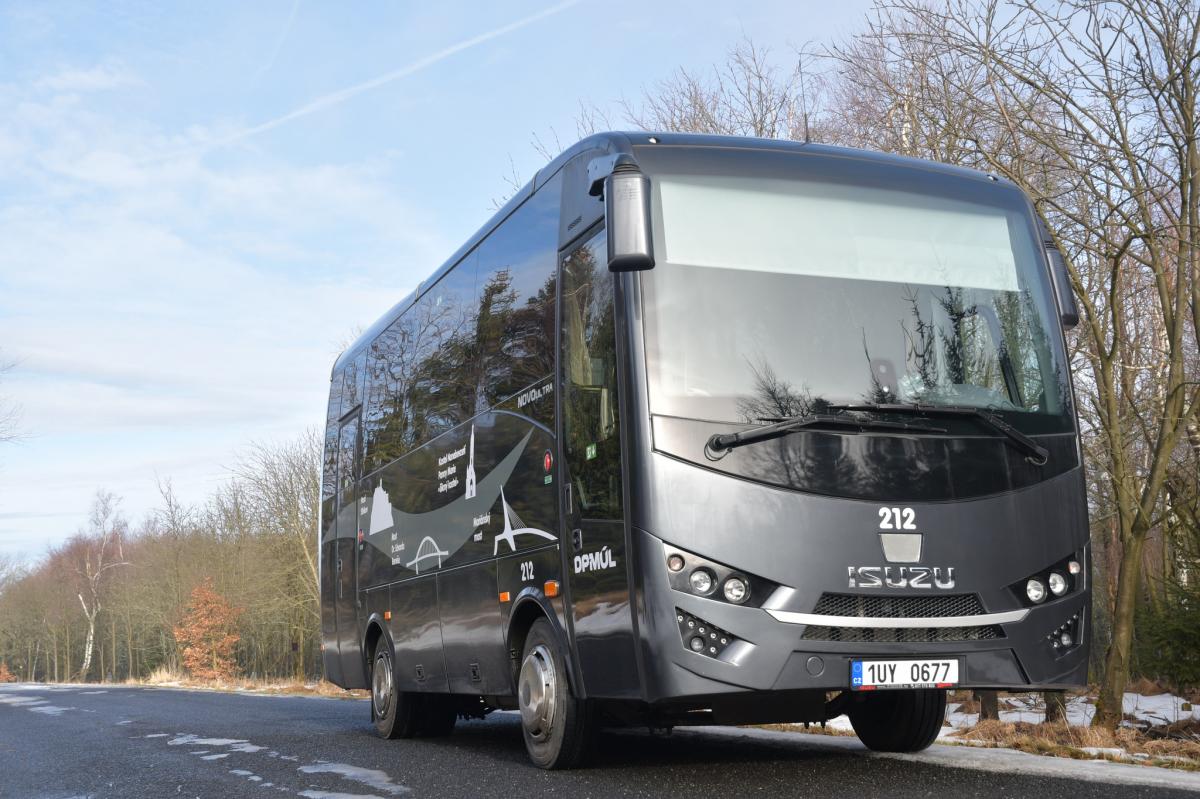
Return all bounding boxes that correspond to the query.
[828,0,1199,728]
[614,38,822,140]
[0,353,20,444]
[68,491,130,680]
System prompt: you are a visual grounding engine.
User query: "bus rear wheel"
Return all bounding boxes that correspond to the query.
[518,618,593,769]
[370,640,420,739]
[847,689,946,753]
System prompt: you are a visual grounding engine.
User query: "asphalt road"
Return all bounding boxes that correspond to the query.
[1,683,1198,799]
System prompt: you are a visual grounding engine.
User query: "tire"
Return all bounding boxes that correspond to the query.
[370,638,420,739]
[848,689,947,753]
[518,618,593,769]
[418,694,458,737]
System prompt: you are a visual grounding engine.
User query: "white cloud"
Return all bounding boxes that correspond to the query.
[35,61,143,93]
[0,60,456,558]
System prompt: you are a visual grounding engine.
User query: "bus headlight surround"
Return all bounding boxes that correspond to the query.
[689,568,716,595]
[723,576,749,604]
[1048,572,1068,596]
[1026,578,1047,604]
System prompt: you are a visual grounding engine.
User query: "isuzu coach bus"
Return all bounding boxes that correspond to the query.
[319,132,1089,769]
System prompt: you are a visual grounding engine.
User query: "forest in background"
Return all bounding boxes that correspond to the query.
[0,0,1197,731]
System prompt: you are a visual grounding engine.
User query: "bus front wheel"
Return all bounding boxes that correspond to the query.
[847,689,946,753]
[517,618,593,769]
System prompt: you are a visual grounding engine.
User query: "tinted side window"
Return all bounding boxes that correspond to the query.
[408,260,480,442]
[364,259,480,471]
[321,370,343,539]
[562,231,622,519]
[477,173,562,409]
[340,351,365,417]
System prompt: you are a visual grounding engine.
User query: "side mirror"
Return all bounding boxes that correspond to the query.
[592,154,655,272]
[1044,236,1079,330]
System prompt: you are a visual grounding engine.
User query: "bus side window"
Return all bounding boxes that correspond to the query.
[320,369,343,538]
[477,172,562,409]
[562,230,621,519]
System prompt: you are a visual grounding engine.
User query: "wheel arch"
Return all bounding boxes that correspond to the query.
[506,591,581,697]
[362,613,391,677]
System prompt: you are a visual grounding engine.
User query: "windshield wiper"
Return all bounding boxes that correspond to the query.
[826,403,1050,466]
[706,412,946,455]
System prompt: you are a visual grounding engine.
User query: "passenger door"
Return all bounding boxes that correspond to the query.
[559,228,640,697]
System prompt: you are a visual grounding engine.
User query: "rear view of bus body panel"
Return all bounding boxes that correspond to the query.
[627,449,1090,706]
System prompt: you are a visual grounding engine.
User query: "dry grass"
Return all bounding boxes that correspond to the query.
[953,719,1200,770]
[126,669,367,699]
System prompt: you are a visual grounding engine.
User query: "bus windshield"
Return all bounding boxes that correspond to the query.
[641,172,1073,434]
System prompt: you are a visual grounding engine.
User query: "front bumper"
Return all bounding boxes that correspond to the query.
[636,528,1090,702]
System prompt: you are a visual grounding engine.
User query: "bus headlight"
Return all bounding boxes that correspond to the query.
[1048,572,1068,596]
[1026,578,1047,604]
[689,569,715,595]
[723,576,749,604]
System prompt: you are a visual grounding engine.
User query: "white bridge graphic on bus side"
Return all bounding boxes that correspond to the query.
[406,536,449,573]
[493,487,556,555]
[364,427,554,572]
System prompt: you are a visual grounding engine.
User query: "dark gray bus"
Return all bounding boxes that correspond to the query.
[319,132,1089,769]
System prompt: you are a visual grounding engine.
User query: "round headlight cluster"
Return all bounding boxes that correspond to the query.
[1048,572,1068,596]
[689,569,715,595]
[1026,578,1047,604]
[723,576,749,604]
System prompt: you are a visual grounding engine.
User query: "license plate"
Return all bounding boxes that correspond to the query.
[850,659,958,690]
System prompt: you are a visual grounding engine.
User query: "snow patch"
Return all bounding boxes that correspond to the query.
[0,695,47,706]
[143,733,169,738]
[297,763,409,796]
[29,705,73,715]
[231,769,255,776]
[168,734,249,747]
[942,691,1200,730]
[229,742,266,753]
[201,753,229,761]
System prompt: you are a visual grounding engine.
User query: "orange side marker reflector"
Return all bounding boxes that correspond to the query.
[499,591,511,603]
[543,580,560,598]
[383,611,392,621]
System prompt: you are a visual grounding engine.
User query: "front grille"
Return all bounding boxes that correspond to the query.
[801,625,1003,643]
[812,592,985,619]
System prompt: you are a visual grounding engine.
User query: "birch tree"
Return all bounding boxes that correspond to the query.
[69,491,129,680]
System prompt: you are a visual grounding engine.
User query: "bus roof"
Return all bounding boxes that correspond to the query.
[331,131,1005,374]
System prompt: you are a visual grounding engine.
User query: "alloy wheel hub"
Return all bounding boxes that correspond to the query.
[372,652,393,719]
[518,644,557,741]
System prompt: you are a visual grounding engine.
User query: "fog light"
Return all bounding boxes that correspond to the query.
[1048,572,1068,596]
[1026,578,1047,603]
[689,636,705,652]
[1068,560,1081,575]
[689,569,715,595]
[1059,631,1073,648]
[667,553,685,572]
[723,576,749,604]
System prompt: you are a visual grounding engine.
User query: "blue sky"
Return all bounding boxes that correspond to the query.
[0,0,871,561]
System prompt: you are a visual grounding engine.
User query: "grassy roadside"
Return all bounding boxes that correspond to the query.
[123,667,368,699]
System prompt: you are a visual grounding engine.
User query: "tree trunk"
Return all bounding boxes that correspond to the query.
[1094,531,1146,727]
[79,612,96,681]
[977,690,999,721]
[1044,691,1066,724]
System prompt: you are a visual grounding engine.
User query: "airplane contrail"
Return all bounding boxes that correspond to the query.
[186,0,580,156]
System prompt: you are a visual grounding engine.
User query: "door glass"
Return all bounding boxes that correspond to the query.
[337,416,360,510]
[561,231,621,520]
